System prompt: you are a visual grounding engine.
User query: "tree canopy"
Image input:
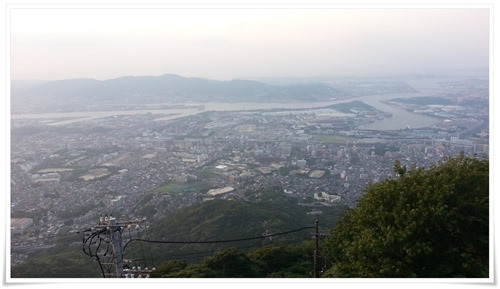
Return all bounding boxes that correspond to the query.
[150,243,314,278]
[323,154,489,278]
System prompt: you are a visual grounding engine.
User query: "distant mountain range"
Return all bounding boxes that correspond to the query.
[11,74,348,113]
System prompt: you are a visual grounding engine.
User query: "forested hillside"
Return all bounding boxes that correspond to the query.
[124,193,347,268]
[323,154,489,278]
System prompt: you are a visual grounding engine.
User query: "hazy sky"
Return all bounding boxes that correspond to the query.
[9,6,490,81]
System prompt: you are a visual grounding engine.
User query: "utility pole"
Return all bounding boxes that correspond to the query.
[313,220,320,278]
[83,214,152,278]
[109,217,124,277]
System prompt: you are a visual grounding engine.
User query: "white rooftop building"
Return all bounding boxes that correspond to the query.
[314,192,341,203]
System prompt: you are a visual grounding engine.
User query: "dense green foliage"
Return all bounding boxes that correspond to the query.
[11,250,101,278]
[129,195,346,265]
[133,192,345,278]
[151,243,314,278]
[323,154,489,278]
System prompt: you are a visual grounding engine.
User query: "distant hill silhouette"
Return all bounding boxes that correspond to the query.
[11,74,348,112]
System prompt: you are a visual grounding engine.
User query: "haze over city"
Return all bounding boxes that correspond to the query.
[10,6,489,81]
[5,2,496,283]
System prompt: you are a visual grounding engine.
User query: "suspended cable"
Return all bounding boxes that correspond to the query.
[95,255,106,278]
[123,226,314,253]
[144,219,155,268]
[133,243,266,263]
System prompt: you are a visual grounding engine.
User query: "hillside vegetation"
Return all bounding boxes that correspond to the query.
[323,153,489,278]
[126,193,347,266]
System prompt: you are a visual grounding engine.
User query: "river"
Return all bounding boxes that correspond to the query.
[11,93,443,130]
[353,93,441,130]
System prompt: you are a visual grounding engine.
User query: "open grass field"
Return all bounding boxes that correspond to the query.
[154,181,210,194]
[316,135,351,144]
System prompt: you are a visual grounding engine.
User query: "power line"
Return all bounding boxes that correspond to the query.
[123,226,314,253]
[83,215,319,278]
[132,243,266,263]
[144,219,155,268]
